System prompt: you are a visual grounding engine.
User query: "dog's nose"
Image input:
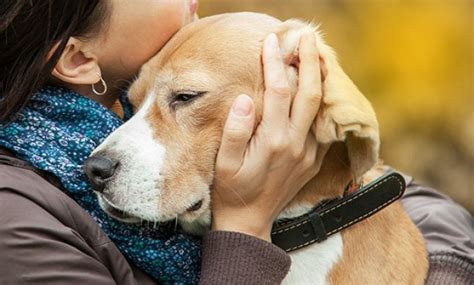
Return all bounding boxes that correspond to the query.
[84,156,118,192]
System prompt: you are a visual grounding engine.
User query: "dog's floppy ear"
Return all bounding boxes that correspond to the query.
[276,20,380,179]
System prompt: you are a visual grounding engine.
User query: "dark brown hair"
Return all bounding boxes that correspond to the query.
[0,0,109,122]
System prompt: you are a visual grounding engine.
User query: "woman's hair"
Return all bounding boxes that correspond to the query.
[0,0,110,122]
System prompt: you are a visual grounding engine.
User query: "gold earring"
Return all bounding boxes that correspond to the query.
[92,73,107,96]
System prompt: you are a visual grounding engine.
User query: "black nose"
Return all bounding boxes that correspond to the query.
[84,156,118,192]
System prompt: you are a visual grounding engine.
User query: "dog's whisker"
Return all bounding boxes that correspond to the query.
[174,215,178,232]
[157,187,163,228]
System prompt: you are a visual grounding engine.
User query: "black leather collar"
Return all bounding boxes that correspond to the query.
[271,171,406,252]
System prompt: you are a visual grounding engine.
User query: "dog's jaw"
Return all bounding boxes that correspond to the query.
[179,208,212,235]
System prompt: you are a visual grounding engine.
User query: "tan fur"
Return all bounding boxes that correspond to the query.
[327,167,428,284]
[128,12,428,283]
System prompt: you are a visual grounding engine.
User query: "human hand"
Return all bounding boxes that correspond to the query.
[211,32,328,241]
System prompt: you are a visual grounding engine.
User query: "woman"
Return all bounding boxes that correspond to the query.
[0,1,330,284]
[0,1,472,284]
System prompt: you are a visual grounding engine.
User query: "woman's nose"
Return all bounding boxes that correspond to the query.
[84,156,118,192]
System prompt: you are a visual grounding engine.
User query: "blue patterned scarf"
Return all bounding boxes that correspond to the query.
[0,86,201,284]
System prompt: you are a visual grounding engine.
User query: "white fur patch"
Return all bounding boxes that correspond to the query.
[283,233,343,285]
[277,202,315,220]
[93,91,166,222]
[276,201,343,284]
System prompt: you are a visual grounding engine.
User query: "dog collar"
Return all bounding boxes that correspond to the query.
[271,171,406,252]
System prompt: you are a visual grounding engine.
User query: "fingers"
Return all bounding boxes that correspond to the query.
[216,94,256,177]
[262,33,292,132]
[290,32,323,136]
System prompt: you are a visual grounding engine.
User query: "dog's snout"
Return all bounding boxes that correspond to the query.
[84,156,118,192]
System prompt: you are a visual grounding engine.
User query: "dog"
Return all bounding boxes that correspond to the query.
[85,13,428,284]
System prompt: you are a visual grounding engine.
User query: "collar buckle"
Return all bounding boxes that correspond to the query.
[307,211,327,242]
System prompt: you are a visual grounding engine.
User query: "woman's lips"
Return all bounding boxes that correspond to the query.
[190,0,199,14]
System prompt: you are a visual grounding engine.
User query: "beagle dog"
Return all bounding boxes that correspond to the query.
[86,13,428,284]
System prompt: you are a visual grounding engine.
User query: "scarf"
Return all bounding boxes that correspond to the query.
[0,86,201,284]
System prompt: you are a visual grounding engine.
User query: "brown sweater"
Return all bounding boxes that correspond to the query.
[0,153,472,284]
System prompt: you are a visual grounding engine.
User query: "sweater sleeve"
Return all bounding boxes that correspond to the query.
[400,174,474,285]
[0,187,157,285]
[0,189,118,284]
[199,231,291,285]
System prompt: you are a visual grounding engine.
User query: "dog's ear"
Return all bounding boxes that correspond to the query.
[276,20,380,179]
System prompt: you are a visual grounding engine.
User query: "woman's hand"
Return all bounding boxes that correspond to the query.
[211,32,328,242]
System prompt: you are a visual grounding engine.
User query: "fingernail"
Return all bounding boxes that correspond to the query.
[232,95,253,117]
[266,33,279,50]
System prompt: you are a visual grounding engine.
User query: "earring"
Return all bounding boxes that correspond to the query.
[92,73,108,96]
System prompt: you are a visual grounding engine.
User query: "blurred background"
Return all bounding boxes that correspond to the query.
[199,0,473,212]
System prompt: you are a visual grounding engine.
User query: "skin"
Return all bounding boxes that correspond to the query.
[212,33,324,240]
[52,0,197,107]
[52,0,324,241]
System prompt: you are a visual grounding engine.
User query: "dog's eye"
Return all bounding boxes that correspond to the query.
[170,91,206,110]
[175,93,195,102]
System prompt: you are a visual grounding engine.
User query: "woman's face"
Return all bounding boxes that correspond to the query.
[94,0,199,84]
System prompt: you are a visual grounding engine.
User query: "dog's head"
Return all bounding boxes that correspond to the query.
[85,13,379,233]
